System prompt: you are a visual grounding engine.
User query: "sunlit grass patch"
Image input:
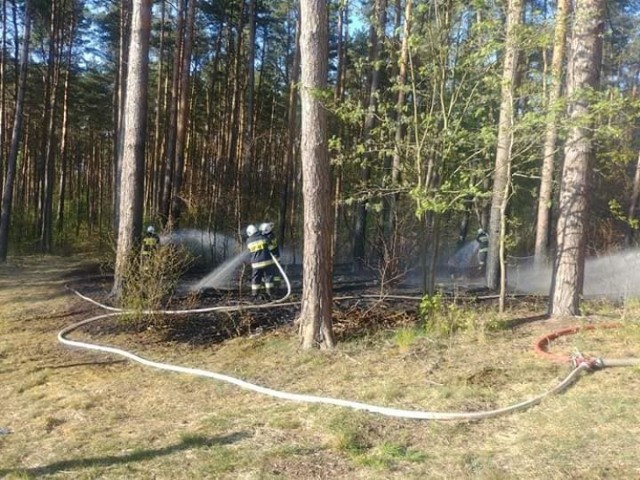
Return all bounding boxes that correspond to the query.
[266,411,303,430]
[327,412,372,455]
[393,327,420,353]
[15,371,49,393]
[358,441,427,469]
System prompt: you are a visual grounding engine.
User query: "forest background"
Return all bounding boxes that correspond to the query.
[3,3,640,477]
[1,0,640,310]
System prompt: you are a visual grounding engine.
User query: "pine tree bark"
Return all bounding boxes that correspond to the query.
[298,0,335,350]
[112,0,152,297]
[56,13,75,236]
[550,0,604,317]
[280,12,300,245]
[160,0,185,224]
[39,0,62,252]
[113,0,131,234]
[0,0,7,184]
[150,0,166,215]
[0,0,30,261]
[170,0,196,224]
[228,1,245,227]
[241,0,256,173]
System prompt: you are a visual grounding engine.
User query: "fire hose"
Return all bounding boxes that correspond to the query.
[58,256,639,421]
[534,322,640,369]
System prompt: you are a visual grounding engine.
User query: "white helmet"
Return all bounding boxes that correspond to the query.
[246,224,258,236]
[477,228,485,235]
[259,222,273,234]
[147,225,156,234]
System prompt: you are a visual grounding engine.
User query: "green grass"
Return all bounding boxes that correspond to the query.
[2,256,640,479]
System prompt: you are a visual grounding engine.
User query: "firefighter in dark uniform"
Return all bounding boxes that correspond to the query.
[259,222,281,292]
[476,228,489,274]
[246,224,275,298]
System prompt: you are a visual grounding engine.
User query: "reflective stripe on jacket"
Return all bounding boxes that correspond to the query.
[477,233,488,253]
[247,233,274,269]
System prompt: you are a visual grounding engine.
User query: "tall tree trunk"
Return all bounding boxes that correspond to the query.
[298,0,335,350]
[550,0,604,317]
[0,0,30,262]
[170,0,196,224]
[486,0,523,290]
[229,1,245,231]
[280,11,300,246]
[0,0,7,187]
[151,0,166,216]
[39,0,62,252]
[334,0,347,102]
[332,0,348,261]
[241,0,256,173]
[56,11,75,236]
[113,0,131,233]
[112,0,152,297]
[388,0,411,249]
[160,0,185,224]
[627,150,640,245]
[353,0,387,270]
[534,0,569,266]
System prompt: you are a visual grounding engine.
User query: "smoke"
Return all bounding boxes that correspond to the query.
[509,249,640,299]
[160,229,241,268]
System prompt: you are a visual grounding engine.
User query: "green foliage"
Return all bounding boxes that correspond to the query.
[118,243,192,316]
[417,293,510,338]
[419,293,471,336]
[609,199,639,231]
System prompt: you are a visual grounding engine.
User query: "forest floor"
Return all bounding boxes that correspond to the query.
[1,255,640,479]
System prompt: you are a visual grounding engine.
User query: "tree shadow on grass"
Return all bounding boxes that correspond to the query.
[501,313,549,329]
[0,431,250,478]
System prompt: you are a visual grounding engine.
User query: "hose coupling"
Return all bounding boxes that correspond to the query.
[571,353,603,370]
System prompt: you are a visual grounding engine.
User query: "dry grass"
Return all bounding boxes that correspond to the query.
[1,256,640,479]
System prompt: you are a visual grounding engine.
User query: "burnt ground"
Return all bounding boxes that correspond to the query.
[62,262,542,351]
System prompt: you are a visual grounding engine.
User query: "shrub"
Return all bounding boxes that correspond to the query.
[118,243,192,315]
[419,293,472,336]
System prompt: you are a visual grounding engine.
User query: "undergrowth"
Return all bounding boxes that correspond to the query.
[418,292,507,340]
[111,242,193,320]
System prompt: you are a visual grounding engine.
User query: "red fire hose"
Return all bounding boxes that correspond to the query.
[534,322,640,369]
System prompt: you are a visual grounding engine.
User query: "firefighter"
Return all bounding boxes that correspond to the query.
[140,225,160,273]
[142,226,160,257]
[246,224,275,298]
[476,228,489,274]
[259,222,281,292]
